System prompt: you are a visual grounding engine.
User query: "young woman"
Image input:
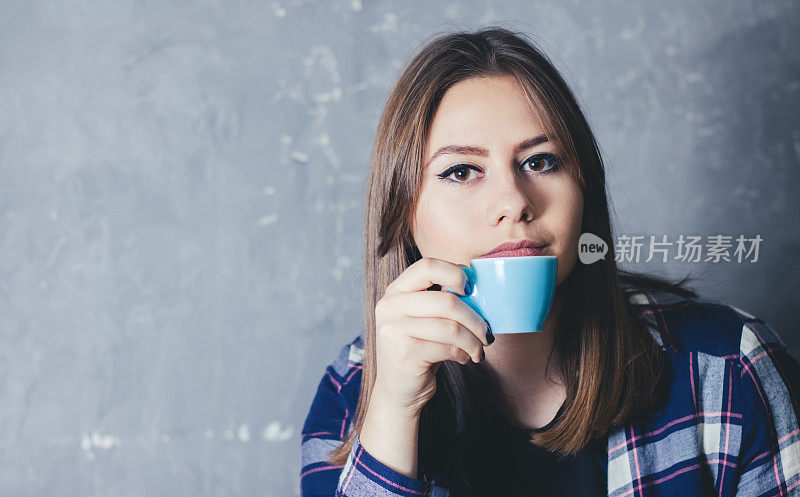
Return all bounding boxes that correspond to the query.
[300,27,800,496]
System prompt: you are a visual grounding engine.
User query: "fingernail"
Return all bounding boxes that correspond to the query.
[485,321,495,344]
[480,349,486,362]
[464,279,472,295]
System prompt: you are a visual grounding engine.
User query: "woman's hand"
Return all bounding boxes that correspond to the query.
[372,257,493,416]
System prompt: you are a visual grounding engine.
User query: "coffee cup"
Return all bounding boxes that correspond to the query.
[445,255,557,334]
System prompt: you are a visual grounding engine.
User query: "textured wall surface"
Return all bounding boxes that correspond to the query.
[1,1,798,495]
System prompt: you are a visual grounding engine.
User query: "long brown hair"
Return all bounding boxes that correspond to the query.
[327,26,696,482]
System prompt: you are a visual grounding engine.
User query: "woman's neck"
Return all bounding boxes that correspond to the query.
[481,291,567,429]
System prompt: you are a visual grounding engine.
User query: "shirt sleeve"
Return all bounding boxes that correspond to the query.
[736,318,800,495]
[300,342,451,497]
[336,434,452,496]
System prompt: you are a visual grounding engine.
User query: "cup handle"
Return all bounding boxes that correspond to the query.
[446,265,475,296]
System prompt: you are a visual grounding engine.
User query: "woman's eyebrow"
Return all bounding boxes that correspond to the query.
[424,134,548,169]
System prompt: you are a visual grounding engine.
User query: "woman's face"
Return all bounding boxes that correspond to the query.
[411,75,584,287]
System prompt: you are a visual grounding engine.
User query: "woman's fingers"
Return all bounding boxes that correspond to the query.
[396,316,485,364]
[386,257,470,297]
[381,289,491,347]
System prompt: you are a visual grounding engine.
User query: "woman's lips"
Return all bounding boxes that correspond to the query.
[477,246,548,258]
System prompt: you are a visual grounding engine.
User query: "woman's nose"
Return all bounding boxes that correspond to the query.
[487,175,537,224]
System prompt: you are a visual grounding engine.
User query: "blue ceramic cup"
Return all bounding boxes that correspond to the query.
[445,255,557,334]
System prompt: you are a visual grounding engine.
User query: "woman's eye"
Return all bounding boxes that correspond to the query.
[438,165,479,183]
[521,153,562,173]
[436,153,562,185]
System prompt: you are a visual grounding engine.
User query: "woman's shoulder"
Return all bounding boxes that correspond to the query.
[324,333,365,393]
[624,286,787,362]
[610,289,800,495]
[332,333,365,367]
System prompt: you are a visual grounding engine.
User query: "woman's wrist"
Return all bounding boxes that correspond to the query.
[359,388,423,480]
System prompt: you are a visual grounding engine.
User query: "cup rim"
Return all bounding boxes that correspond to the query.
[470,255,557,264]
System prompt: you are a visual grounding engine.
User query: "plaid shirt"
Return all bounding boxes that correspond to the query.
[301,290,800,496]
